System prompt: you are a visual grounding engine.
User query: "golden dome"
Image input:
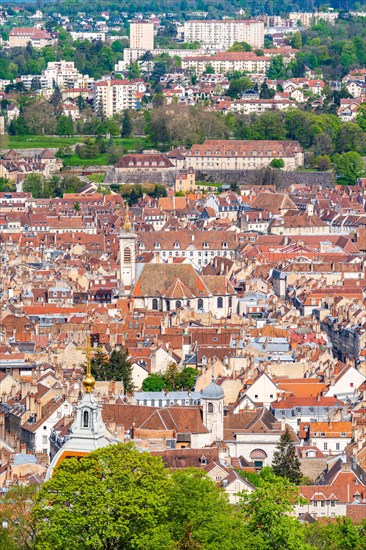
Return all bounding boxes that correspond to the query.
[82,372,95,393]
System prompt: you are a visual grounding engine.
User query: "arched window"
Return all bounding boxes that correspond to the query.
[83,410,89,428]
[166,300,170,312]
[208,402,214,413]
[187,300,191,307]
[176,300,182,309]
[152,298,158,310]
[217,297,223,308]
[124,246,131,263]
[198,298,204,310]
[229,296,232,308]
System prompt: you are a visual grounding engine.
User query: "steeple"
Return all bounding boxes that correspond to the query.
[45,335,110,480]
[82,335,96,394]
[119,201,137,297]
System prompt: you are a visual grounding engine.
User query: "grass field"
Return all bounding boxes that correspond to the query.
[62,154,110,167]
[7,136,86,149]
[7,135,152,151]
[87,174,105,183]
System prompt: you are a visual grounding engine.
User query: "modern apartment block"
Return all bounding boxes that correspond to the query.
[129,20,154,50]
[93,80,138,116]
[183,19,264,50]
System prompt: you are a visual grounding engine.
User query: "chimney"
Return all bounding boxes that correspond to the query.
[35,398,42,420]
[26,393,36,414]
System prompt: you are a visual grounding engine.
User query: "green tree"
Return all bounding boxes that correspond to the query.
[267,55,286,80]
[272,427,302,484]
[270,158,285,169]
[240,468,309,550]
[33,444,172,550]
[228,41,252,52]
[0,484,38,550]
[127,61,141,80]
[91,348,134,393]
[333,151,365,185]
[142,373,167,392]
[0,177,15,192]
[227,76,253,99]
[50,85,63,107]
[168,469,249,550]
[175,367,198,390]
[121,109,133,138]
[356,102,366,131]
[74,201,81,211]
[56,115,74,136]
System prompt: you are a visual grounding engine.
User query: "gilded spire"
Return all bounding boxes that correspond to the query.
[123,202,132,231]
[82,334,96,393]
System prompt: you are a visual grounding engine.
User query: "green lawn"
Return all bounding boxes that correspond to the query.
[62,154,110,167]
[7,135,86,149]
[87,173,105,183]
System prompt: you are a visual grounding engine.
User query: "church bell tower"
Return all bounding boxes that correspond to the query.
[119,204,137,297]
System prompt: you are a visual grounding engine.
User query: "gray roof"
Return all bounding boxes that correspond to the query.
[135,391,201,401]
[14,453,37,465]
[200,381,224,400]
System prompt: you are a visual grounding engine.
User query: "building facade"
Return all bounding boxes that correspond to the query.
[183,20,264,50]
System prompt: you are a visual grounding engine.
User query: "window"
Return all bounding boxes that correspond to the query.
[124,247,131,263]
[336,443,340,450]
[208,403,214,413]
[321,501,325,507]
[152,298,158,310]
[198,298,204,310]
[42,436,48,444]
[176,300,182,309]
[331,501,336,507]
[83,410,89,428]
[217,297,223,309]
[313,501,318,507]
[323,443,328,451]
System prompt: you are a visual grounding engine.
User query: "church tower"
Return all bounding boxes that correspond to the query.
[201,372,224,441]
[119,204,137,297]
[46,338,110,480]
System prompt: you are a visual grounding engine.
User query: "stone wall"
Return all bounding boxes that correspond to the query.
[105,167,334,189]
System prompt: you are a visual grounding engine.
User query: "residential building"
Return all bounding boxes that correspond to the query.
[179,139,304,171]
[130,20,154,50]
[9,28,57,48]
[93,80,138,116]
[183,19,264,50]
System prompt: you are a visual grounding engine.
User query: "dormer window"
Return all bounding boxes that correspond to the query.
[174,241,180,249]
[203,242,209,248]
[154,242,160,249]
[222,242,228,248]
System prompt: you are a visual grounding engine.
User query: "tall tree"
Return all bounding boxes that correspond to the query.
[91,348,134,393]
[121,109,133,138]
[33,444,172,550]
[272,427,302,484]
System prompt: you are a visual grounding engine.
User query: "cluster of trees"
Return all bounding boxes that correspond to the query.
[90,348,134,393]
[142,363,198,391]
[0,30,127,81]
[22,174,84,198]
[116,182,167,204]
[2,443,366,550]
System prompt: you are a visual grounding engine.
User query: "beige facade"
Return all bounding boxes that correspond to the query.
[180,139,304,171]
[94,80,138,116]
[130,21,154,50]
[9,28,56,49]
[175,168,196,193]
[182,53,270,75]
[183,19,264,50]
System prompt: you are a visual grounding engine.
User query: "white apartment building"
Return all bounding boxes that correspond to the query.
[183,19,264,50]
[94,79,138,116]
[70,31,106,42]
[43,61,92,90]
[289,11,339,28]
[130,21,154,50]
[182,53,270,75]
